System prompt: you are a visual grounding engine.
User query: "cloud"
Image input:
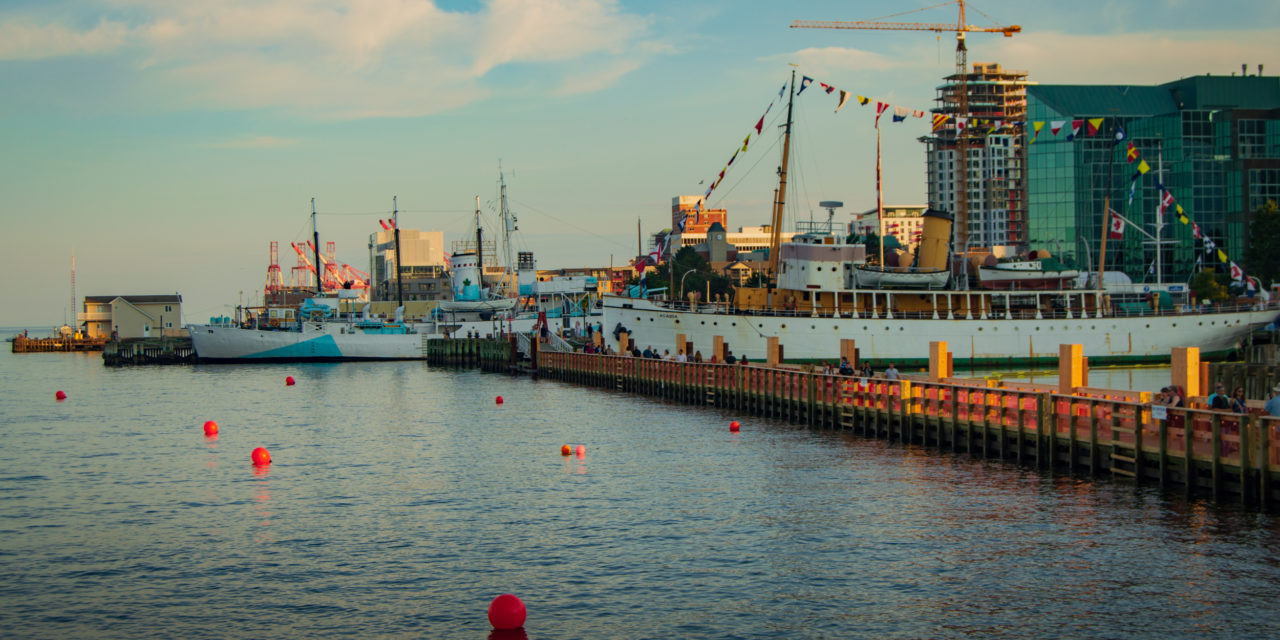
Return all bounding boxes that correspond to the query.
[554,58,641,96]
[201,135,299,149]
[0,0,658,118]
[985,29,1280,84]
[0,18,129,60]
[762,46,912,76]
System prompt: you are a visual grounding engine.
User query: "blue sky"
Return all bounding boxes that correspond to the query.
[2,0,1277,325]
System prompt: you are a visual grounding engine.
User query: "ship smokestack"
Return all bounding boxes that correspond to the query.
[916,208,955,271]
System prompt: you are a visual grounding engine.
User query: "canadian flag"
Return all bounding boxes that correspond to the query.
[1230,261,1243,282]
[1109,210,1125,239]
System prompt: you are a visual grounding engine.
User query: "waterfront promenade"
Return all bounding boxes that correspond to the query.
[527,344,1279,509]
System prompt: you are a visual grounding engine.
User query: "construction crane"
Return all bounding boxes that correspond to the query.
[792,0,1020,277]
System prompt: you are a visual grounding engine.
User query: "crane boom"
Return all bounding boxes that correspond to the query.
[790,20,1019,35]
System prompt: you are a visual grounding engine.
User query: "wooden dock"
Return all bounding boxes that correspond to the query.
[426,337,521,373]
[102,338,197,366]
[11,335,108,353]
[534,350,1279,509]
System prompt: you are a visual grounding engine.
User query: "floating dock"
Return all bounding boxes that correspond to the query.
[11,335,107,353]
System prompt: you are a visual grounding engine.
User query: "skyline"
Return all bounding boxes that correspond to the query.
[3,0,1278,325]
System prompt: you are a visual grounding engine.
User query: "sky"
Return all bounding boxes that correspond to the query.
[2,0,1277,325]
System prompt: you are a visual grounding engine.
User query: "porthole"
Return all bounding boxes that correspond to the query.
[732,322,737,326]
[701,321,705,325]
[1145,324,1150,328]
[759,324,764,328]
[979,327,983,331]
[1035,327,1040,331]
[1172,323,1176,327]
[781,324,787,329]
[811,325,816,329]
[713,322,718,326]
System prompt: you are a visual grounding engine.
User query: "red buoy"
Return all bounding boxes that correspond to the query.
[487,594,527,631]
[729,420,740,432]
[251,447,271,465]
[495,395,504,405]
[560,444,571,456]
[575,445,585,457]
[203,420,219,436]
[285,376,295,386]
[55,390,67,401]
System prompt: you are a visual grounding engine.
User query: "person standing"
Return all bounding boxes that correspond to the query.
[1266,384,1280,417]
[1230,386,1248,414]
[884,363,900,380]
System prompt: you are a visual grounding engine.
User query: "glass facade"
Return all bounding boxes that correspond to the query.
[1026,77,1280,285]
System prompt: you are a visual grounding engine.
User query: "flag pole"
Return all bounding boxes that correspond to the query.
[1097,195,1110,292]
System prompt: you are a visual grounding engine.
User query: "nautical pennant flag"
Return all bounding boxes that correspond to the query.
[742,135,750,152]
[1029,121,1045,143]
[704,185,713,199]
[779,83,787,99]
[858,95,870,105]
[798,76,813,95]
[1176,205,1187,224]
[1192,222,1201,239]
[820,82,835,94]
[727,149,739,166]
[1109,209,1126,239]
[1204,236,1216,251]
[875,102,889,126]
[1087,118,1104,136]
[1126,142,1139,163]
[1067,119,1083,141]
[955,116,968,133]
[1127,173,1139,205]
[755,114,765,134]
[836,90,851,113]
[912,110,926,119]
[1137,160,1151,174]
[1230,261,1244,282]
[892,106,909,123]
[1050,120,1065,136]
[442,252,451,268]
[379,220,391,231]
[932,113,950,132]
[1158,190,1175,217]
[677,214,687,232]
[1114,125,1127,145]
[1218,249,1229,263]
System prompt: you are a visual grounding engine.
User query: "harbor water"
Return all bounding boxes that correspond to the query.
[3,333,1280,638]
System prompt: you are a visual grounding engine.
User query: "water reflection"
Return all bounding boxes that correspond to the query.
[487,628,528,640]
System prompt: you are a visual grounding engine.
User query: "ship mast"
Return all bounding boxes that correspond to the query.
[311,198,322,295]
[393,195,403,308]
[767,68,796,285]
[499,167,515,298]
[474,196,485,298]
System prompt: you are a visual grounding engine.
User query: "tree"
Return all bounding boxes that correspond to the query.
[1244,200,1280,286]
[1189,270,1230,304]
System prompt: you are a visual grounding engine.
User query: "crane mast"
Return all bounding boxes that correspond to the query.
[791,0,1020,283]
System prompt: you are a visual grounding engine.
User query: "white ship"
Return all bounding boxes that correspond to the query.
[605,71,1277,367]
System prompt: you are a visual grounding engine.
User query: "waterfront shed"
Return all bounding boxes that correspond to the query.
[79,294,184,339]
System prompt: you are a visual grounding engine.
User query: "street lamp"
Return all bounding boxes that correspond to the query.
[679,270,697,303]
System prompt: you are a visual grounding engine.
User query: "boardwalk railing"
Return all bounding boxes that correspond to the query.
[538,351,1279,509]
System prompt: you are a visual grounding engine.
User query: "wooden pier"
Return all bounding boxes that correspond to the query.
[534,348,1280,509]
[102,338,197,366]
[425,337,520,373]
[11,335,107,353]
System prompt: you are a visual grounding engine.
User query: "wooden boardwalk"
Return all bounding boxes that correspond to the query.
[537,351,1280,509]
[11,335,107,353]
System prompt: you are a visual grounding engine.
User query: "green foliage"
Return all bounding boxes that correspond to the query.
[1189,270,1230,303]
[1243,200,1280,286]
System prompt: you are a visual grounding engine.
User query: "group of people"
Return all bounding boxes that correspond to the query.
[825,358,898,380]
[1155,382,1271,415]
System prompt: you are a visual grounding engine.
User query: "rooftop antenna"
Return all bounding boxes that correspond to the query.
[819,201,843,234]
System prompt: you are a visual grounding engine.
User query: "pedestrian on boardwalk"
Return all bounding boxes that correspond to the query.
[884,363,900,380]
[1266,385,1280,417]
[1231,386,1248,414]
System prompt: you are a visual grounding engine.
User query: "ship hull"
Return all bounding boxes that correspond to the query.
[604,296,1276,367]
[189,324,425,361]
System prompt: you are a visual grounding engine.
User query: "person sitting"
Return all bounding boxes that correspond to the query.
[1266,384,1280,417]
[1231,386,1247,414]
[1208,383,1231,410]
[739,354,749,366]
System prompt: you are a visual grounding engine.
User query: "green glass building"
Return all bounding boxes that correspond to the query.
[1026,74,1280,286]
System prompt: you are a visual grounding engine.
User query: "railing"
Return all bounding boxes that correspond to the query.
[535,351,1280,508]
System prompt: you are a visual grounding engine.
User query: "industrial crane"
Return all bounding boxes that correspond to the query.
[792,0,1020,273]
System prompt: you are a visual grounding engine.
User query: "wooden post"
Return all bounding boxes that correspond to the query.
[618,331,629,354]
[1171,347,1200,400]
[714,335,726,362]
[840,339,857,367]
[766,336,780,368]
[1058,344,1084,394]
[676,333,686,356]
[929,341,951,382]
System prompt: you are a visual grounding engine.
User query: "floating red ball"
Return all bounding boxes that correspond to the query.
[285,376,295,386]
[575,445,585,457]
[251,447,271,465]
[495,395,504,405]
[729,420,740,432]
[560,444,571,456]
[487,594,526,631]
[55,390,67,401]
[203,420,219,436]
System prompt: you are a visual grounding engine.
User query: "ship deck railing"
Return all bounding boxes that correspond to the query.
[630,295,1275,320]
